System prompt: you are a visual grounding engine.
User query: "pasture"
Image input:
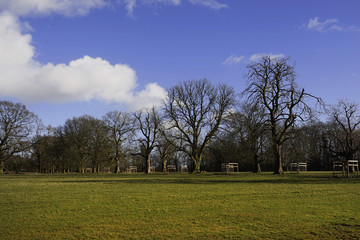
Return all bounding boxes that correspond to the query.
[1,172,359,239]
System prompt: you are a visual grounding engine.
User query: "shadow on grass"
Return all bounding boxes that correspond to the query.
[55,173,360,185]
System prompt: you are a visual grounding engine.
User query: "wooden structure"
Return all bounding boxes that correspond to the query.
[290,162,307,173]
[222,163,239,173]
[167,165,177,172]
[85,167,92,173]
[333,161,345,177]
[103,167,111,173]
[347,160,359,177]
[126,166,137,173]
[180,165,188,173]
[333,160,359,177]
[149,166,156,173]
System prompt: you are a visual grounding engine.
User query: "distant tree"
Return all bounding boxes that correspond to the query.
[165,79,235,173]
[53,126,75,173]
[103,111,135,173]
[134,107,162,173]
[63,115,110,173]
[156,131,177,172]
[0,100,41,174]
[326,100,360,161]
[64,116,90,173]
[280,121,331,171]
[32,127,59,173]
[227,103,267,173]
[243,56,321,174]
[87,117,111,172]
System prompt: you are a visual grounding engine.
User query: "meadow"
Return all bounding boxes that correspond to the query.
[1,172,359,239]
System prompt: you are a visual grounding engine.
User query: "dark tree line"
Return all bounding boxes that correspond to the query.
[1,56,360,174]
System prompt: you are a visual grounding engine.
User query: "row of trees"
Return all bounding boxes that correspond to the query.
[1,56,360,174]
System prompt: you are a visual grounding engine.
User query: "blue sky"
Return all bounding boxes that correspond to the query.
[0,0,359,126]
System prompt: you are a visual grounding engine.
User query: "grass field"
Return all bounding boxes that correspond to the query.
[1,172,360,239]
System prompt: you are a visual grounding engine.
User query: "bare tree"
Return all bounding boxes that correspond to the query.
[226,103,267,173]
[0,100,41,174]
[134,107,162,173]
[156,131,177,172]
[326,100,360,161]
[103,111,134,173]
[243,56,321,174]
[165,79,235,173]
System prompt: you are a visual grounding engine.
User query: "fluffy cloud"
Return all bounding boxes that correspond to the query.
[305,17,360,33]
[0,12,167,109]
[222,55,245,65]
[0,0,106,17]
[249,53,285,62]
[0,0,228,17]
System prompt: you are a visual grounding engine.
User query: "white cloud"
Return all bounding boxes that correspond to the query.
[132,83,168,110]
[221,53,285,66]
[0,0,227,17]
[249,53,285,62]
[121,0,226,15]
[124,0,137,16]
[123,0,181,16]
[189,0,227,9]
[0,0,107,17]
[305,17,360,33]
[0,12,167,109]
[306,17,339,32]
[222,55,245,65]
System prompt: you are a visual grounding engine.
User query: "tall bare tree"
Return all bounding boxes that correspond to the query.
[165,79,235,173]
[243,56,320,174]
[0,101,41,174]
[134,107,162,173]
[103,111,134,173]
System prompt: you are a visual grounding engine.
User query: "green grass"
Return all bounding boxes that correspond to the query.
[1,172,360,239]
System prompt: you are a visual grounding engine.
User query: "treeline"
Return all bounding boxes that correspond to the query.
[1,56,360,174]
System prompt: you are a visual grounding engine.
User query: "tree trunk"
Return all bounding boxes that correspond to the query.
[116,159,120,173]
[256,163,261,173]
[163,159,167,173]
[38,157,42,173]
[254,162,261,173]
[273,144,284,174]
[193,161,201,173]
[297,163,300,174]
[0,159,4,174]
[192,155,202,173]
[146,154,151,173]
[253,154,261,173]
